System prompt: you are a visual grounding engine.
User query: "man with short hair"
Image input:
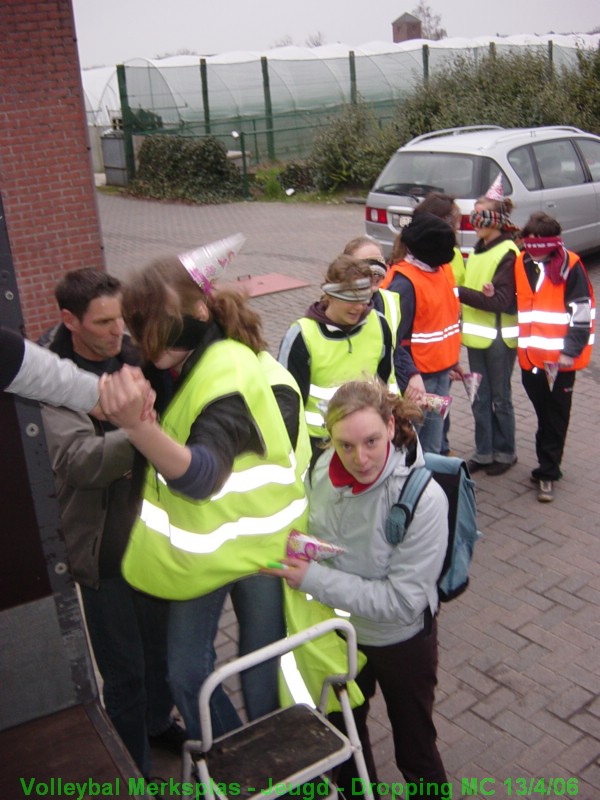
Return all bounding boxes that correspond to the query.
[41,268,183,776]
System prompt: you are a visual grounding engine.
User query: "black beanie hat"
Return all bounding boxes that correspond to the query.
[401,211,455,267]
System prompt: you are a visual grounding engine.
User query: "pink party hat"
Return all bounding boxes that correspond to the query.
[485,172,504,202]
[178,233,246,294]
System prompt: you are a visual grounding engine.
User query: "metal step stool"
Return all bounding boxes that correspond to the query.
[182,618,373,800]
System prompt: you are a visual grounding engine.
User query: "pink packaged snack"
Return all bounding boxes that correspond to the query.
[544,361,559,391]
[421,393,452,420]
[462,372,482,405]
[286,530,345,561]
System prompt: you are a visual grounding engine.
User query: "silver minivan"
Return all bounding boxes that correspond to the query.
[365,125,600,258]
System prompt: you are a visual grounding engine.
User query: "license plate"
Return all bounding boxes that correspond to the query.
[392,213,412,229]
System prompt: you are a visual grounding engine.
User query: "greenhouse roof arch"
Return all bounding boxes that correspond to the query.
[82,34,600,128]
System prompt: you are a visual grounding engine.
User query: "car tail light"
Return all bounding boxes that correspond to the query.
[460,214,474,231]
[365,206,388,225]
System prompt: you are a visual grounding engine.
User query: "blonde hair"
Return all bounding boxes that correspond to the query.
[325,379,422,450]
[123,255,267,361]
[343,235,380,257]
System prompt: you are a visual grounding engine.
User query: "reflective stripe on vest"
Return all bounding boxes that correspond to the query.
[140,495,308,555]
[462,321,519,340]
[410,321,461,346]
[380,289,401,347]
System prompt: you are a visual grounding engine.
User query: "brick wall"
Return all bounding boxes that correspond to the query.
[0,0,105,341]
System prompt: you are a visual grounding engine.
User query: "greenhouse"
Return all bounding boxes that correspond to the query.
[83,33,600,170]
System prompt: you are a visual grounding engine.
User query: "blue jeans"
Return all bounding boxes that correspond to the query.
[418,369,452,454]
[467,339,517,464]
[80,577,173,777]
[168,574,284,739]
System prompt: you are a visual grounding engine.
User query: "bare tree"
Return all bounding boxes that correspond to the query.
[272,34,294,48]
[306,31,326,48]
[411,0,447,40]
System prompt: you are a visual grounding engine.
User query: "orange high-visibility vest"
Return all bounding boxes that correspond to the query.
[515,250,595,371]
[382,260,460,373]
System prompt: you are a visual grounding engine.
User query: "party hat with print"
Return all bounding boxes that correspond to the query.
[179,233,246,293]
[485,172,504,202]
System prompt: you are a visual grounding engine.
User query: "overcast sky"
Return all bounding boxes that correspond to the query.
[72,0,599,69]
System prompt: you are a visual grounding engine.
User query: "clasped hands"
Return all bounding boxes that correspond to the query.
[97,365,157,429]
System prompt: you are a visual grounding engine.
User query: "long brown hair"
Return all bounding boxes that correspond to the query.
[325,379,422,451]
[122,255,267,361]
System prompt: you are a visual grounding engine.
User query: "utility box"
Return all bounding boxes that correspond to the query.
[101,129,128,187]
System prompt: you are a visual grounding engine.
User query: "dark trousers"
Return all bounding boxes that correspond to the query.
[329,619,447,797]
[80,576,173,777]
[521,367,576,481]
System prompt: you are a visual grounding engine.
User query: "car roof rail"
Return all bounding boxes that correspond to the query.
[490,125,585,144]
[406,125,504,146]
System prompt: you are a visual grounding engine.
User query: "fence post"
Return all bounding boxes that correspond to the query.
[489,41,496,60]
[251,119,260,164]
[422,44,429,82]
[547,40,554,79]
[349,50,357,105]
[200,58,211,135]
[116,64,136,181]
[261,56,276,161]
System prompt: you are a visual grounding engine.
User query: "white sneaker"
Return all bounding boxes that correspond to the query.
[537,480,554,503]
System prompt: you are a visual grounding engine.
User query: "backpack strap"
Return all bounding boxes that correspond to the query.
[385,466,433,545]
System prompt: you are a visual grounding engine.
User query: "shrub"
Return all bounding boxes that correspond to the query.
[129,135,243,203]
[309,104,399,192]
[392,50,582,142]
[277,161,316,193]
[562,48,600,135]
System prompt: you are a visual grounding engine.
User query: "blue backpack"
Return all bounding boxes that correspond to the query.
[385,454,482,602]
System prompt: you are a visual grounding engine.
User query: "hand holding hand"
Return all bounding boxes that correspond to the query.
[99,366,156,430]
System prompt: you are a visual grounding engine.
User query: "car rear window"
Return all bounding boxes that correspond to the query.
[373,152,479,199]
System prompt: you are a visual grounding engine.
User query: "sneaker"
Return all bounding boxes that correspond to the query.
[149,720,187,754]
[537,480,554,503]
[466,459,487,474]
[486,457,518,476]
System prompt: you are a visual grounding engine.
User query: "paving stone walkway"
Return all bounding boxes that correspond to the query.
[98,193,600,798]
